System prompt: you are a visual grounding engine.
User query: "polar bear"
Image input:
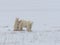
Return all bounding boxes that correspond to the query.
[14,18,33,32]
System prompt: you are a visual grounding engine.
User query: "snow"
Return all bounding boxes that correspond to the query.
[0,30,60,45]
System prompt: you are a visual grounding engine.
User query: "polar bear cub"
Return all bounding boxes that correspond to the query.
[14,18,33,32]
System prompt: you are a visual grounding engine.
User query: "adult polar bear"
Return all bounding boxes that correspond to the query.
[14,18,33,32]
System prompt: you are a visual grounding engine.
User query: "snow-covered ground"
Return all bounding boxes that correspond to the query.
[0,30,60,45]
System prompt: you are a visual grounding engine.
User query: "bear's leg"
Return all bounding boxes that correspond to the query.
[19,23,23,31]
[14,24,19,31]
[27,25,32,32]
[14,26,19,31]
